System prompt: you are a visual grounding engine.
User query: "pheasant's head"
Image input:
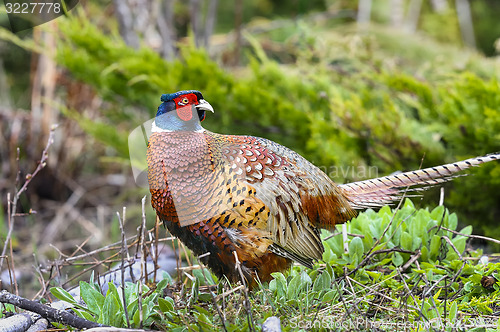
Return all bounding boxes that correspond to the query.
[153,90,214,132]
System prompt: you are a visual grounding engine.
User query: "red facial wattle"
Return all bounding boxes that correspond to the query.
[176,105,193,121]
[173,94,197,122]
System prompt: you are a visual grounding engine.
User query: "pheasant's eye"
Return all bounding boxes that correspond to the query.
[177,97,190,106]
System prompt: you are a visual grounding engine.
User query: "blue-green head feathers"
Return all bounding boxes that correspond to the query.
[154,90,210,132]
[160,90,203,103]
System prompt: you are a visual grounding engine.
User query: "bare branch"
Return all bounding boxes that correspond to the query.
[455,0,476,48]
[1,124,58,273]
[0,290,105,329]
[232,251,255,332]
[204,0,218,49]
[431,226,500,245]
[117,208,131,328]
[197,253,228,332]
[190,0,202,47]
[357,0,372,24]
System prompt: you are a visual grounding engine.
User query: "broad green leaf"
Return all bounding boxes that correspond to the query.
[100,291,122,327]
[189,278,199,305]
[300,270,312,286]
[322,241,333,262]
[459,225,473,236]
[158,297,175,312]
[414,210,429,241]
[421,246,429,262]
[143,301,156,326]
[452,237,466,255]
[73,308,96,322]
[379,205,392,217]
[124,282,137,305]
[126,297,138,319]
[369,219,381,240]
[349,237,364,266]
[313,270,331,292]
[193,268,215,285]
[433,288,442,300]
[448,301,458,323]
[271,272,287,299]
[308,269,319,281]
[430,205,445,221]
[160,271,173,285]
[132,301,153,327]
[145,292,159,307]
[429,235,441,261]
[322,290,336,303]
[400,231,412,250]
[392,252,404,267]
[133,303,141,327]
[156,277,170,294]
[330,238,343,257]
[287,274,302,300]
[89,271,95,287]
[448,213,458,231]
[403,199,415,209]
[196,312,212,328]
[366,271,382,281]
[193,305,210,316]
[50,287,78,305]
[269,279,276,292]
[326,263,335,281]
[80,281,105,317]
[106,282,123,311]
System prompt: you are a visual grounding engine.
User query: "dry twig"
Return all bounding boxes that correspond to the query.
[232,251,255,332]
[117,208,131,328]
[0,290,104,329]
[431,226,500,246]
[0,124,58,294]
[197,253,228,332]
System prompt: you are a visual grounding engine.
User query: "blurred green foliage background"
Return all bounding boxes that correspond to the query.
[0,0,499,263]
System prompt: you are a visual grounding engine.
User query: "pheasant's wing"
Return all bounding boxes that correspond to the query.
[211,132,355,263]
[340,154,500,209]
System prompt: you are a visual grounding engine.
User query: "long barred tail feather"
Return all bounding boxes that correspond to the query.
[339,153,500,209]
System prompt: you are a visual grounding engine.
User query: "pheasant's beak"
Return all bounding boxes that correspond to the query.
[195,99,214,113]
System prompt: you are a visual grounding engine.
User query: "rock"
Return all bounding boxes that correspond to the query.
[262,316,281,332]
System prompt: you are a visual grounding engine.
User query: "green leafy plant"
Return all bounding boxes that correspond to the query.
[0,303,16,319]
[48,201,500,331]
[51,272,172,328]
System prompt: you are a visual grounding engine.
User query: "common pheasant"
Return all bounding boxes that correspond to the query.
[147,90,499,287]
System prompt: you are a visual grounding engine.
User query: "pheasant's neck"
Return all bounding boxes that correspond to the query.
[147,131,227,227]
[151,120,205,133]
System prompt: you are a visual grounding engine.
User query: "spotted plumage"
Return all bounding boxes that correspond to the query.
[147,90,500,287]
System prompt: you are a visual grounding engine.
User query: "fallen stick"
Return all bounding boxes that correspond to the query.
[0,290,105,329]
